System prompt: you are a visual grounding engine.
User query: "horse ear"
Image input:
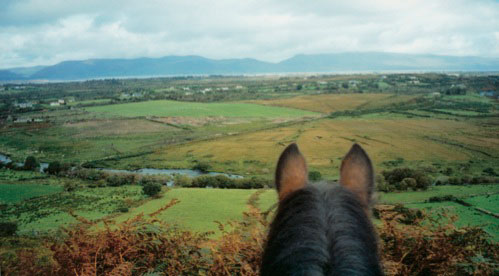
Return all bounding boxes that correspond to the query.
[275,143,308,201]
[340,144,374,207]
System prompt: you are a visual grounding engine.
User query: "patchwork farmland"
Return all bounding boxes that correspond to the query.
[1,73,498,274]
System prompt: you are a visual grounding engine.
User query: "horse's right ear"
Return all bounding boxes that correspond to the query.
[340,144,374,207]
[275,143,308,201]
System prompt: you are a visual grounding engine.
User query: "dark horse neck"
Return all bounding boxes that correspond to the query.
[261,184,382,275]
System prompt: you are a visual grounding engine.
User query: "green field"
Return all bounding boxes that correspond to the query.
[406,201,499,241]
[378,185,499,204]
[0,185,145,234]
[86,100,320,118]
[464,194,499,214]
[112,188,271,233]
[0,170,47,182]
[0,184,62,203]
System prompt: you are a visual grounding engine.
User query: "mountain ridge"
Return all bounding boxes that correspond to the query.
[1,52,498,81]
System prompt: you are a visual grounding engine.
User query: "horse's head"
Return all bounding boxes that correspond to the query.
[262,143,382,275]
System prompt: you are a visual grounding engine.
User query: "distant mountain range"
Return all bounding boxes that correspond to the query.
[1,52,498,81]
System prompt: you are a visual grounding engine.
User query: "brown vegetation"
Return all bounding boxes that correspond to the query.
[1,194,497,275]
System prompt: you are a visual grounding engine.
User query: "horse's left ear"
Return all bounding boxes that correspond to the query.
[275,143,308,201]
[340,144,374,207]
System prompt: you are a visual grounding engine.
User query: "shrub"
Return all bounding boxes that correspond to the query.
[428,195,457,203]
[24,156,39,171]
[248,176,270,189]
[116,207,129,213]
[60,162,73,173]
[475,176,496,184]
[139,175,170,186]
[483,167,497,176]
[193,161,212,173]
[63,181,77,192]
[174,174,192,187]
[5,161,19,170]
[237,178,254,189]
[74,169,107,181]
[448,177,462,185]
[0,221,17,236]
[96,179,107,187]
[376,174,394,192]
[443,167,454,176]
[191,175,211,188]
[461,175,472,184]
[308,171,322,181]
[401,178,417,191]
[382,167,431,191]
[106,173,132,187]
[414,175,431,190]
[47,161,61,175]
[142,182,162,197]
[395,180,408,191]
[377,182,395,192]
[212,175,232,188]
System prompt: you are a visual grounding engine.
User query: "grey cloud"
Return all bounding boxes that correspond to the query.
[0,0,498,68]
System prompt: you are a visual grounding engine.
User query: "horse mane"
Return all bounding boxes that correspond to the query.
[261,183,382,275]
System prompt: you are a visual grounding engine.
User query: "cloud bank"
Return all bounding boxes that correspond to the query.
[1,0,498,69]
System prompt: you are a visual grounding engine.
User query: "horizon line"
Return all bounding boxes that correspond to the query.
[3,51,499,71]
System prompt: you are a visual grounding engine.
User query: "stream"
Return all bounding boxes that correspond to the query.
[0,154,241,181]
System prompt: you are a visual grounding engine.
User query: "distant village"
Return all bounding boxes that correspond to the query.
[1,73,497,125]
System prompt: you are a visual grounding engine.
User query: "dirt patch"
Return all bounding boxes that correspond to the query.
[150,116,250,126]
[64,119,175,137]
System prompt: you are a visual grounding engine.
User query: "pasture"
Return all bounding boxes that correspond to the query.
[112,188,272,233]
[251,93,417,113]
[86,100,320,118]
[0,184,62,204]
[63,118,178,138]
[406,201,499,241]
[141,115,498,177]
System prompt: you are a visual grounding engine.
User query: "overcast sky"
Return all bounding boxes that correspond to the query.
[1,0,498,69]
